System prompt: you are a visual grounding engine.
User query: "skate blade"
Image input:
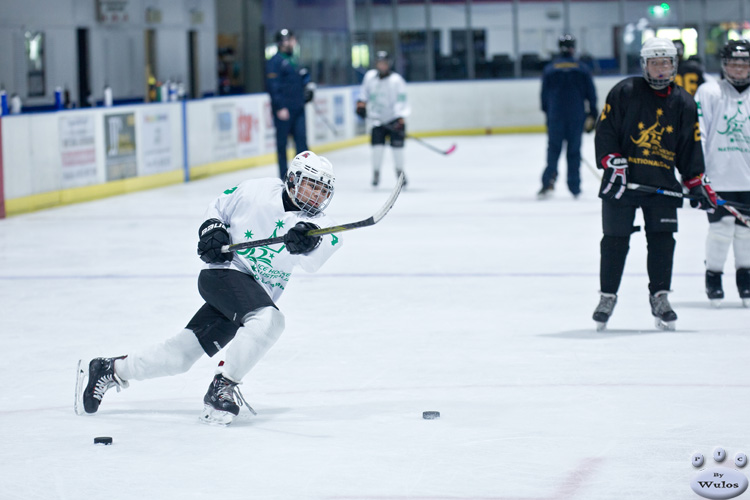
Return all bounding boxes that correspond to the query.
[743,298,750,308]
[654,318,676,331]
[74,359,87,416]
[709,299,722,308]
[199,405,236,426]
[595,321,607,332]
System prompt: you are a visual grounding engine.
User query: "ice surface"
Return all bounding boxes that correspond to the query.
[1,134,748,499]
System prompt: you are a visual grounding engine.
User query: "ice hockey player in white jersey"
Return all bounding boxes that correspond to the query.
[695,40,750,306]
[77,151,342,425]
[356,50,411,187]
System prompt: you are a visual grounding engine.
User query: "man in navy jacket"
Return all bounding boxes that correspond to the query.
[266,29,314,179]
[538,34,598,199]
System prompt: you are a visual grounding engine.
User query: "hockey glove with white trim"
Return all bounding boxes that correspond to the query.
[600,154,628,200]
[197,219,233,264]
[283,222,321,255]
[684,174,718,211]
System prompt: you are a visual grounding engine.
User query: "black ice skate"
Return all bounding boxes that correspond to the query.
[537,184,554,199]
[737,268,750,308]
[372,171,380,187]
[705,270,724,307]
[75,356,129,415]
[200,374,256,426]
[649,291,677,331]
[592,292,617,331]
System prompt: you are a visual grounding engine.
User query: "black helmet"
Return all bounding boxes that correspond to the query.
[721,39,750,86]
[375,50,390,63]
[559,34,576,53]
[275,28,294,44]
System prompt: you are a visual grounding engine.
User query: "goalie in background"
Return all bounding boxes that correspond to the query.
[538,34,598,199]
[76,151,342,426]
[356,50,411,188]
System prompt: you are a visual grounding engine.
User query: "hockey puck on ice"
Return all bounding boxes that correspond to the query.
[422,411,440,420]
[94,436,113,445]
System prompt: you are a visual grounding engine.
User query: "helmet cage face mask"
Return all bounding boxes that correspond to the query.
[722,42,750,86]
[285,153,335,217]
[640,39,678,90]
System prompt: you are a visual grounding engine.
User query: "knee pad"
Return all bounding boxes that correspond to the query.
[706,217,735,272]
[221,307,286,382]
[734,223,750,269]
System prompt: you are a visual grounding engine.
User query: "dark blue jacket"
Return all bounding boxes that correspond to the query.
[266,52,309,113]
[541,55,597,120]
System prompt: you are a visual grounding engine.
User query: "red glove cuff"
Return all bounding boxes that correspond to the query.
[684,174,707,189]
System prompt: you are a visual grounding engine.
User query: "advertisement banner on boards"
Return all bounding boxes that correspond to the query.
[263,100,276,154]
[140,110,173,175]
[313,95,329,142]
[236,99,261,158]
[212,103,237,161]
[104,112,137,181]
[59,114,98,188]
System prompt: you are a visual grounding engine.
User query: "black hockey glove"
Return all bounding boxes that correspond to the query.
[389,118,405,132]
[356,101,367,119]
[304,82,315,103]
[197,219,233,264]
[684,174,718,211]
[599,154,628,200]
[283,222,321,255]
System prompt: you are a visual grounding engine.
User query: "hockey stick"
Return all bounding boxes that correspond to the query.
[627,182,750,228]
[581,156,602,180]
[221,172,406,253]
[380,122,456,156]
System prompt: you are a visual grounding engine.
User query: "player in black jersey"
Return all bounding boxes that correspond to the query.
[672,39,705,98]
[592,37,717,331]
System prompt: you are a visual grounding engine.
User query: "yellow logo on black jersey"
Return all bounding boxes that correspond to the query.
[630,108,676,165]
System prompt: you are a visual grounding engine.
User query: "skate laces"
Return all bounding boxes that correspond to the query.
[92,360,128,401]
[650,292,673,315]
[216,377,257,415]
[595,294,617,313]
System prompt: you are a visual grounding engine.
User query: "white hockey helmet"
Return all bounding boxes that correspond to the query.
[285,151,335,217]
[640,37,678,90]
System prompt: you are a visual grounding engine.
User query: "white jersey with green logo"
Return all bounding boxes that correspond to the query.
[203,177,342,302]
[359,69,411,125]
[695,79,750,191]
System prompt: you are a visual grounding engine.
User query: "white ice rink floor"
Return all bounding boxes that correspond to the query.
[1,134,749,500]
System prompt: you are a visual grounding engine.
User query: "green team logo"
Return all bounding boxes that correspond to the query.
[236,220,289,290]
[718,101,750,145]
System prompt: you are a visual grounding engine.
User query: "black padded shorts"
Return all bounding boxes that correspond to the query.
[602,200,678,237]
[186,269,277,356]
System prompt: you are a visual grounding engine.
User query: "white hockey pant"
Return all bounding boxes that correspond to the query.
[220,306,285,383]
[372,145,405,174]
[706,216,750,271]
[115,328,205,381]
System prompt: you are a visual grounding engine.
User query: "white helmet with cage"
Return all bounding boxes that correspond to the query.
[640,37,678,90]
[285,151,335,217]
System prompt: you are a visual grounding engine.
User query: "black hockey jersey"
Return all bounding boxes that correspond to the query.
[675,59,705,97]
[595,77,705,207]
